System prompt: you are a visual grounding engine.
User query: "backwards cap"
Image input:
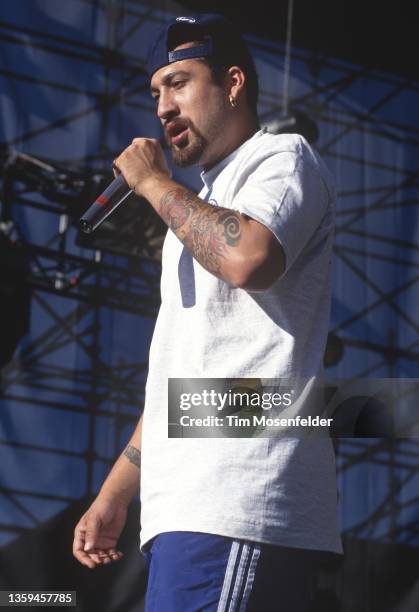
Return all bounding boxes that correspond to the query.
[147,13,255,80]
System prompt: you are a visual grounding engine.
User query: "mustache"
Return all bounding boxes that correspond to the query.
[164,119,192,143]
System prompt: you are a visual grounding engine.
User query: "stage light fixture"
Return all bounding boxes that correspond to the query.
[264,109,319,143]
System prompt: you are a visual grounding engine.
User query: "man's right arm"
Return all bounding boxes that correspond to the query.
[73,414,143,569]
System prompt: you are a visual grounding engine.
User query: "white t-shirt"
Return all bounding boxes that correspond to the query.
[139,128,343,554]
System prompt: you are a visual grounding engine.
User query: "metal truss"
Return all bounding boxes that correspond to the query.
[1,157,163,316]
[336,439,419,547]
[249,37,419,546]
[0,0,169,546]
[251,36,419,379]
[0,0,418,554]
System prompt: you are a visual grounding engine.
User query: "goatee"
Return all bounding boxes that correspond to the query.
[167,122,207,167]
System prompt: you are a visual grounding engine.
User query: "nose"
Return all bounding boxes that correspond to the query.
[157,89,178,122]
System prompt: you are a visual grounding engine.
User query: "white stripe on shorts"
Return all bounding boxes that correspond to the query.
[217,541,261,612]
[238,544,261,611]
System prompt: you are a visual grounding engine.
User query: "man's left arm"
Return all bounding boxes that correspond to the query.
[114,138,285,291]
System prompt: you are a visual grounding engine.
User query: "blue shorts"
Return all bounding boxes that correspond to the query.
[143,532,321,611]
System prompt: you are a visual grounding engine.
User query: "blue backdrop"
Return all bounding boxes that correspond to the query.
[0,1,418,609]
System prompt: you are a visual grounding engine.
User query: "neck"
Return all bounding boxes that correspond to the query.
[202,116,260,172]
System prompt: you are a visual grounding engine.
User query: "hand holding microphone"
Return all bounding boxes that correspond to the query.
[80,138,170,233]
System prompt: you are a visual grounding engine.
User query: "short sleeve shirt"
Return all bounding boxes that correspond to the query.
[139,128,342,555]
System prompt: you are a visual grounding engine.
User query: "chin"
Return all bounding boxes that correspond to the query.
[170,132,207,168]
[171,146,203,168]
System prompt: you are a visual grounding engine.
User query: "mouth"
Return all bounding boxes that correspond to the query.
[166,121,189,146]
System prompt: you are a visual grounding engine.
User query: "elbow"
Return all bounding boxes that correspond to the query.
[228,251,285,292]
[232,269,280,292]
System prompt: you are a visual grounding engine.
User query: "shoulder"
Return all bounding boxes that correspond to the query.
[244,130,336,202]
[237,130,332,178]
[247,130,324,169]
[232,131,302,180]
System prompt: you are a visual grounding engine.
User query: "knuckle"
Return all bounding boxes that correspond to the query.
[74,521,83,534]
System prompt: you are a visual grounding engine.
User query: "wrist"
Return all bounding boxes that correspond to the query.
[134,173,172,200]
[98,470,140,507]
[97,486,134,508]
[133,174,173,202]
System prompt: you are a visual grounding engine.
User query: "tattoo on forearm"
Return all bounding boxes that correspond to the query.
[124,445,141,469]
[159,188,241,275]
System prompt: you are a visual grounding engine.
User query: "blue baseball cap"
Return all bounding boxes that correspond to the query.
[147,13,255,80]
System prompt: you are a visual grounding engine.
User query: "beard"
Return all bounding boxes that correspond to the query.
[166,119,208,167]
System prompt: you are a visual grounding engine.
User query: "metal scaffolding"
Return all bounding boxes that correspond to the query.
[0,0,418,568]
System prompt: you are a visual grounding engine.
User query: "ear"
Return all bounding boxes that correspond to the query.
[226,66,246,102]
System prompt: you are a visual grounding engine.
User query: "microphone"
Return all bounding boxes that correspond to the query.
[79,174,133,233]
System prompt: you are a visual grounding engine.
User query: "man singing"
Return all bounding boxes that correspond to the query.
[73,13,342,611]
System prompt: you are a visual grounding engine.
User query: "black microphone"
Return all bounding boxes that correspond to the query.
[79,174,133,233]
